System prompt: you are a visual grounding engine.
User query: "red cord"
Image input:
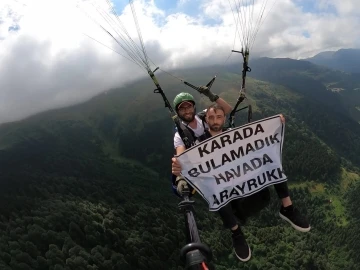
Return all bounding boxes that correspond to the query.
[202,262,209,270]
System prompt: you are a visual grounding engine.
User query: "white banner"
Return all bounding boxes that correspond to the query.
[176,114,288,211]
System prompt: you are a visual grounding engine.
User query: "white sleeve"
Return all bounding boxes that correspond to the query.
[174,131,184,149]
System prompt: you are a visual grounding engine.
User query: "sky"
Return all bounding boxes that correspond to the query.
[0,0,359,124]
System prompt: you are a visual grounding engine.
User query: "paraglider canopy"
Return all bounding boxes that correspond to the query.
[229,0,278,56]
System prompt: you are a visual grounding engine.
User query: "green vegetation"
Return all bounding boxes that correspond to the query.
[243,57,360,123]
[1,60,360,269]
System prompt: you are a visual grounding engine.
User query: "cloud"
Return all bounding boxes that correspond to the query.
[0,0,359,124]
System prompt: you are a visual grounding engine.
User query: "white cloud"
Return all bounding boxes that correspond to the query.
[0,0,359,124]
[329,0,360,16]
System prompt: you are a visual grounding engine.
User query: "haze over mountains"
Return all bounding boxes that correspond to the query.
[1,48,360,127]
[305,48,360,74]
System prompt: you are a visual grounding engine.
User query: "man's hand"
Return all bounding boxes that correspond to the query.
[280,114,285,123]
[198,85,219,102]
[176,179,188,196]
[173,158,188,195]
[172,157,182,176]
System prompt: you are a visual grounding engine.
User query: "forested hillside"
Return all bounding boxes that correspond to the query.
[0,59,360,270]
[231,57,360,123]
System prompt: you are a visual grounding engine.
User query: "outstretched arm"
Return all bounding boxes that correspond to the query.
[198,86,233,115]
[215,97,232,115]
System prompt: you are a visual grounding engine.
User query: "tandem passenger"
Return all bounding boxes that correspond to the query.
[171,104,311,262]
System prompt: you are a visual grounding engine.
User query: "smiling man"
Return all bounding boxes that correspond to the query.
[173,88,232,156]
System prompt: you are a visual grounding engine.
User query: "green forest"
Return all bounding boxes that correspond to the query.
[1,60,360,270]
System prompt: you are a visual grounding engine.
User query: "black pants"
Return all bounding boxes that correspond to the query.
[217,181,290,229]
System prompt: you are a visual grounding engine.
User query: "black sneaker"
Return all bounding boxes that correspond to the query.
[232,228,251,262]
[279,205,311,232]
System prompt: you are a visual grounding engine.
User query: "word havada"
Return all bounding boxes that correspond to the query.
[197,123,265,158]
[188,133,280,178]
[212,167,285,206]
[213,153,273,185]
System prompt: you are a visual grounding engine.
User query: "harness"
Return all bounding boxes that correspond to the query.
[171,112,207,197]
[175,113,207,147]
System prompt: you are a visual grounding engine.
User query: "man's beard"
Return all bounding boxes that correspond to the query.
[180,111,195,122]
[209,124,222,132]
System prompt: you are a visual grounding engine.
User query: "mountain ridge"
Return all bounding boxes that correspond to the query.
[305,48,360,74]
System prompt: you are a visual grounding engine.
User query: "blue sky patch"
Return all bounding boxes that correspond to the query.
[112,0,127,14]
[111,0,203,23]
[302,30,310,38]
[153,0,177,11]
[294,0,337,15]
[8,24,20,32]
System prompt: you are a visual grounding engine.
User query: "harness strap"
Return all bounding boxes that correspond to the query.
[175,112,207,148]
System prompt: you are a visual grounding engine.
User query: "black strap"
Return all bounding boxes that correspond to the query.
[176,122,196,149]
[148,68,197,150]
[227,49,252,128]
[175,112,207,149]
[196,130,212,143]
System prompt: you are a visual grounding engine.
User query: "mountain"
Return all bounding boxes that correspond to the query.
[232,56,360,124]
[305,48,360,74]
[1,58,360,270]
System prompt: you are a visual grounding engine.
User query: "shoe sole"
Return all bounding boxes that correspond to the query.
[234,246,251,262]
[279,212,311,232]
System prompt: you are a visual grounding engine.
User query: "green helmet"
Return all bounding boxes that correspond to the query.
[173,92,195,110]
